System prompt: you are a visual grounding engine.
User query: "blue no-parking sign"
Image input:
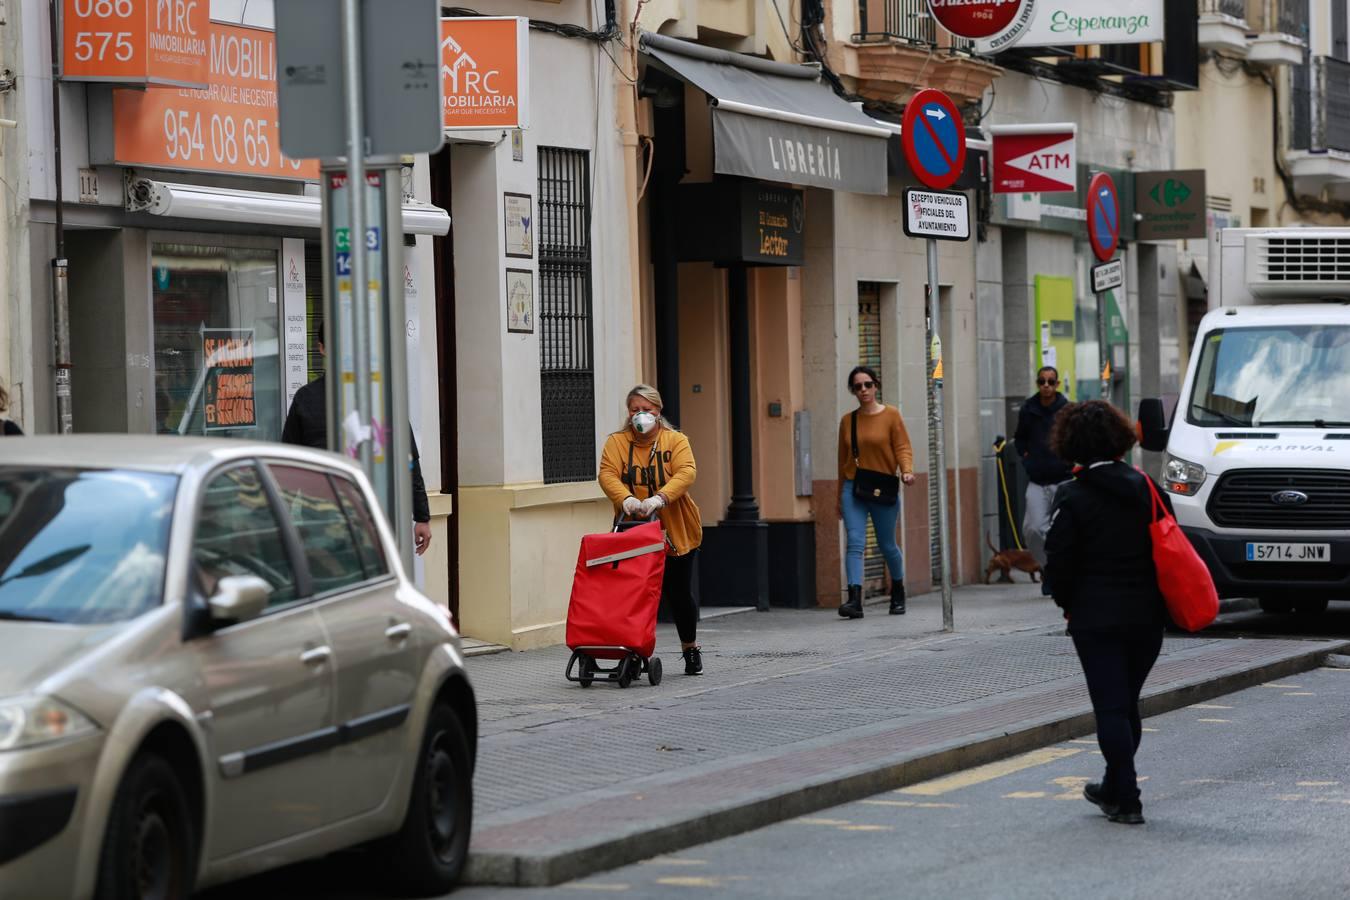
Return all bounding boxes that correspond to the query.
[901,89,967,190]
[1087,172,1120,262]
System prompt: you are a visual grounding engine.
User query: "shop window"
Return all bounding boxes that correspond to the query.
[153,243,281,441]
[538,146,597,484]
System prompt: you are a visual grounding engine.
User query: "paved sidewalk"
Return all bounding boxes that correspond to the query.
[462,585,1346,886]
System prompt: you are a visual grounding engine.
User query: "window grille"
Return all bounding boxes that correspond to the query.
[538,147,597,484]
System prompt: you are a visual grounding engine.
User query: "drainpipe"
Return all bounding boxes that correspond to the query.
[49,0,72,434]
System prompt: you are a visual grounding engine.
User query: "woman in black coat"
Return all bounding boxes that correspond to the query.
[1045,400,1173,826]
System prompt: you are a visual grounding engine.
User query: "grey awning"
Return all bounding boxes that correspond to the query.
[639,33,890,196]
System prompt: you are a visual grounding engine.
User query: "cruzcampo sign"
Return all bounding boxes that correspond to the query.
[1134,169,1207,241]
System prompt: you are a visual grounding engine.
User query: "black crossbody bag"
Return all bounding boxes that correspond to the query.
[851,411,899,506]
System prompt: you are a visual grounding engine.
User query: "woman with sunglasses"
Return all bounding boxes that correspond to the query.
[836,366,915,619]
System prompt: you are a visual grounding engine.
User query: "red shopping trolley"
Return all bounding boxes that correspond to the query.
[564,518,665,688]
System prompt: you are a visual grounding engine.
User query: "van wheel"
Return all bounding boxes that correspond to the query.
[380,703,472,895]
[95,755,196,900]
[1258,597,1293,615]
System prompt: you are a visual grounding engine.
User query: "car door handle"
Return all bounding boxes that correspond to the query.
[385,623,412,641]
[300,646,332,666]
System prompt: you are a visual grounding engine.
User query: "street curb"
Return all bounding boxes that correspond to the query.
[465,638,1348,886]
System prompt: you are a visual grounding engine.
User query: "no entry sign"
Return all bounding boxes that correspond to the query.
[1087,172,1120,262]
[989,124,1077,194]
[902,89,966,190]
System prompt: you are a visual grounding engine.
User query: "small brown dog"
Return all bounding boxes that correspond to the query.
[984,533,1043,584]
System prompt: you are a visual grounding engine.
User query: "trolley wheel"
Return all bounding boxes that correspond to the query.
[617,656,636,689]
[647,656,662,686]
[578,655,595,688]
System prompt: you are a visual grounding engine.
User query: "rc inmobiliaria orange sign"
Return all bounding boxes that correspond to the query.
[62,0,210,87]
[112,23,319,180]
[441,17,529,130]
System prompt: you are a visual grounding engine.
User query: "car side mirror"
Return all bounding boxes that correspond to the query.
[1137,398,1169,452]
[208,575,272,624]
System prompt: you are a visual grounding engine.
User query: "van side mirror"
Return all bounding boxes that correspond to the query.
[208,575,272,624]
[1137,398,1169,452]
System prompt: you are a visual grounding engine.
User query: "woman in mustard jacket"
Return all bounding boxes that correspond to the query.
[598,385,705,675]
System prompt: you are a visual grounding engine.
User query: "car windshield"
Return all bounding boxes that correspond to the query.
[0,467,178,624]
[1188,324,1350,428]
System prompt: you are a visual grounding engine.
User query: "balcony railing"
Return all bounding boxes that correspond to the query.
[1291,55,1350,154]
[853,0,975,52]
[1259,0,1311,41]
[1199,0,1247,19]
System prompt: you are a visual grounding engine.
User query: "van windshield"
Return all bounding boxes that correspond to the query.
[1189,325,1350,428]
[0,468,178,624]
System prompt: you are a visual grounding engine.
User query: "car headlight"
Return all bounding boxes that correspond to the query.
[1163,455,1207,496]
[0,695,99,752]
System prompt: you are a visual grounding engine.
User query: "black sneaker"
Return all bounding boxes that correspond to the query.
[1083,782,1120,817]
[1109,808,1145,825]
[682,646,703,676]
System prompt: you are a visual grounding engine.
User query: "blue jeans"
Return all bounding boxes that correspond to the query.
[842,479,904,587]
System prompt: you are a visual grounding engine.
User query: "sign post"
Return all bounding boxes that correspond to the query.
[901,88,970,633]
[278,0,441,571]
[1087,172,1122,403]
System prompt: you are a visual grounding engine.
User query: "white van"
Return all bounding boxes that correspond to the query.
[1139,228,1350,614]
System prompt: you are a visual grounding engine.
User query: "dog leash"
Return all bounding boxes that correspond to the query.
[992,437,1025,551]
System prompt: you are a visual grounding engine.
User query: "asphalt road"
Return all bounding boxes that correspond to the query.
[203,664,1350,899]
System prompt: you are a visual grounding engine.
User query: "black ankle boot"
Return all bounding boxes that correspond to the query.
[839,585,864,619]
[889,580,906,615]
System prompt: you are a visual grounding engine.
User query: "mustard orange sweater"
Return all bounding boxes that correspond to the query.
[598,427,703,556]
[837,405,915,481]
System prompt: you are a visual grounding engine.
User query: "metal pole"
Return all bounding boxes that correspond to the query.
[384,162,414,573]
[342,0,373,478]
[49,0,72,434]
[927,238,954,632]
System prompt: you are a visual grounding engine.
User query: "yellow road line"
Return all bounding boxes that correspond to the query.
[1189,704,1232,710]
[861,799,962,809]
[1142,727,1159,733]
[1284,692,1315,696]
[1297,781,1340,787]
[1068,739,1098,745]
[898,748,1082,796]
[840,824,894,832]
[1261,683,1301,689]
[1197,718,1231,723]
[1004,791,1047,799]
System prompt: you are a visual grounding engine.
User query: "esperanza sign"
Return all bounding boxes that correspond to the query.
[974,0,1163,52]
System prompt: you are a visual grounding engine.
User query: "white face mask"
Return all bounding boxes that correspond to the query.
[631,411,658,434]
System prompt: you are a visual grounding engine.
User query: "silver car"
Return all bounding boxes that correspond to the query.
[0,437,476,899]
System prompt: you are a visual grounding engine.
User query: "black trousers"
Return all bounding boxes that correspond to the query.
[1071,626,1164,810]
[662,551,698,644]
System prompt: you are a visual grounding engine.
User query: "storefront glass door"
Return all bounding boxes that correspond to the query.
[152,243,282,441]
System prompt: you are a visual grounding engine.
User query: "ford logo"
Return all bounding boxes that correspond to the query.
[1271,490,1309,505]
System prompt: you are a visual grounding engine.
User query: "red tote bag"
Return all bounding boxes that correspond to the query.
[1141,470,1219,631]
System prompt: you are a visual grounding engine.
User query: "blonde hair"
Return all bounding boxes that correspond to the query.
[622,384,677,433]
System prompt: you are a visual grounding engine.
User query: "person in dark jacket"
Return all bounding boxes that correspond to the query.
[1045,400,1172,826]
[281,332,433,556]
[1014,366,1072,583]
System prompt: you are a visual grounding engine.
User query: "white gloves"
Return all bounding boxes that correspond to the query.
[639,495,666,518]
[622,496,645,517]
